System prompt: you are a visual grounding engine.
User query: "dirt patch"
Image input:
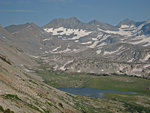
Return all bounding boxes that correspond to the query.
[0,74,10,83]
[64,108,76,113]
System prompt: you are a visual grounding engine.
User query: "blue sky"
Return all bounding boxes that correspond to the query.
[0,0,150,27]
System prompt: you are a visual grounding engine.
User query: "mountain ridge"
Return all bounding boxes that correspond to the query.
[1,17,150,77]
[0,17,150,113]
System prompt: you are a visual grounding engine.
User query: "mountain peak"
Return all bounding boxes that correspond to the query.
[123,18,133,22]
[43,17,90,29]
[66,17,81,24]
[118,18,136,26]
[88,20,101,25]
[68,16,79,21]
[22,22,38,28]
[88,20,118,31]
[5,22,42,34]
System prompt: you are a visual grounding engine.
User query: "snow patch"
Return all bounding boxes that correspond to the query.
[144,64,150,68]
[143,54,150,61]
[120,25,130,28]
[53,65,58,70]
[127,58,134,62]
[29,55,39,58]
[45,51,49,54]
[72,49,79,52]
[97,42,107,47]
[77,70,81,72]
[44,27,92,40]
[24,69,32,72]
[89,41,99,48]
[119,65,124,71]
[59,48,71,53]
[98,26,135,37]
[92,38,98,41]
[130,35,150,47]
[58,36,62,38]
[96,50,101,55]
[52,46,61,52]
[50,47,71,54]
[104,46,123,55]
[43,38,51,41]
[105,29,131,36]
[100,34,110,42]
[75,40,79,42]
[60,60,74,71]
[120,25,135,29]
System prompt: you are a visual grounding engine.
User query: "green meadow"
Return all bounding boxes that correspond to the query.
[36,70,150,113]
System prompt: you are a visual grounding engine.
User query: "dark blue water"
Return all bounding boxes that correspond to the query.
[58,88,137,98]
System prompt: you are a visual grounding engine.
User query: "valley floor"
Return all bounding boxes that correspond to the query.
[36,69,150,113]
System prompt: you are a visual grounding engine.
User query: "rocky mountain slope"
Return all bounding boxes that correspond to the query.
[1,51,91,113]
[2,54,145,113]
[2,17,150,77]
[0,17,150,112]
[42,17,150,77]
[0,26,132,112]
[0,26,83,113]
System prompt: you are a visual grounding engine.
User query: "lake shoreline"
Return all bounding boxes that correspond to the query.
[58,88,137,99]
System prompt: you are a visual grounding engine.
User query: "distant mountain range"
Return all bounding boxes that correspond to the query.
[1,17,150,77]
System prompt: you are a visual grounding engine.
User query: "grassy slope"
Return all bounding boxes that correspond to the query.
[36,70,150,113]
[36,70,150,95]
